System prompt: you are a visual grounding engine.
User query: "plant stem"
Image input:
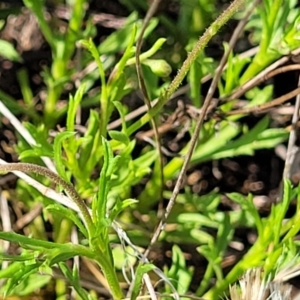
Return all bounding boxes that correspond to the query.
[240,0,282,83]
[0,163,123,299]
[45,0,86,127]
[127,0,246,136]
[0,163,95,235]
[94,252,123,300]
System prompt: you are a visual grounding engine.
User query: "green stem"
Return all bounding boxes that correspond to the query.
[45,0,86,127]
[94,252,123,300]
[45,84,63,127]
[240,0,282,83]
[127,0,246,136]
[0,165,122,299]
[260,0,282,54]
[63,0,86,61]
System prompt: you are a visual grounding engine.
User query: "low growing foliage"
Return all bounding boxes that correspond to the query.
[0,0,300,299]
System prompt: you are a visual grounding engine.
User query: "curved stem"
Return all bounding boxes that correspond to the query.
[0,163,95,235]
[143,0,247,255]
[127,0,246,136]
[0,162,124,299]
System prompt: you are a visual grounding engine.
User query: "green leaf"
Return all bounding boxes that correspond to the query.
[109,24,137,84]
[45,204,88,238]
[283,184,300,241]
[19,147,53,160]
[126,37,167,66]
[164,122,240,179]
[227,193,262,235]
[109,198,138,221]
[78,110,100,171]
[11,273,52,296]
[80,38,106,90]
[177,213,218,228]
[112,101,129,132]
[0,232,93,261]
[3,263,41,296]
[166,245,193,294]
[0,231,61,250]
[94,138,113,225]
[108,130,129,145]
[59,262,90,300]
[53,131,76,182]
[0,261,27,280]
[0,40,22,62]
[67,84,86,132]
[188,53,203,107]
[271,180,292,245]
[130,263,156,300]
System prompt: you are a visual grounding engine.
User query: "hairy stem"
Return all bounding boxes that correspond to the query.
[127,0,246,136]
[0,163,95,235]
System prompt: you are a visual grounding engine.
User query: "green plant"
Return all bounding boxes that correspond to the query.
[0,139,125,299]
[0,0,300,299]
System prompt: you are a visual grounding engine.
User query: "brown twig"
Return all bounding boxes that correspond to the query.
[225,87,300,116]
[13,203,43,231]
[135,0,165,216]
[230,64,300,102]
[129,1,165,298]
[283,76,300,180]
[144,0,250,257]
[107,46,259,131]
[225,47,300,101]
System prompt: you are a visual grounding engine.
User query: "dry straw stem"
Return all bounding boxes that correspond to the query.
[0,101,56,172]
[226,86,300,115]
[0,159,80,212]
[225,47,300,101]
[0,189,11,271]
[283,75,300,180]
[229,267,300,300]
[135,0,164,213]
[146,0,248,254]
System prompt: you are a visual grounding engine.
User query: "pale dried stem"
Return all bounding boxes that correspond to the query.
[226,47,300,101]
[0,101,56,172]
[145,0,250,256]
[283,75,300,180]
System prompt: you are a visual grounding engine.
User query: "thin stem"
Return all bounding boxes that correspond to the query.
[283,76,300,180]
[226,86,300,115]
[144,0,246,253]
[164,0,246,100]
[94,252,124,300]
[0,163,95,235]
[135,0,165,221]
[127,0,246,136]
[226,46,300,101]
